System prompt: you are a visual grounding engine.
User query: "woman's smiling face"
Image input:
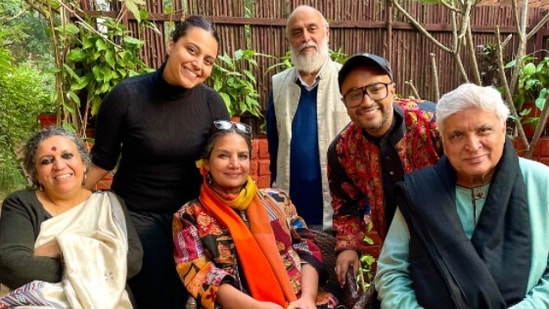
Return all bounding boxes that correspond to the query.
[204,133,251,194]
[35,135,86,195]
[163,26,219,89]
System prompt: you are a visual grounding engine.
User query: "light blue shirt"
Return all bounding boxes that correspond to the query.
[374,158,549,309]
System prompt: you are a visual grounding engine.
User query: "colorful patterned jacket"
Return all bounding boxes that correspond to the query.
[173,188,328,309]
[327,98,443,258]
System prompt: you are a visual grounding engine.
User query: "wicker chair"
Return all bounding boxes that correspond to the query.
[310,230,342,297]
[310,229,362,309]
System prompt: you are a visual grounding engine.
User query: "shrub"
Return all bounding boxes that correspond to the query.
[0,48,53,197]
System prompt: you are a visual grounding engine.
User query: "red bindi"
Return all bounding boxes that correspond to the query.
[51,146,57,151]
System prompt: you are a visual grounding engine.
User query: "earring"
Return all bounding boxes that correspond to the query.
[207,172,213,184]
[38,184,44,191]
[82,173,87,186]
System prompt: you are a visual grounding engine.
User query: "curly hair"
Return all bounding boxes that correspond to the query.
[23,126,91,187]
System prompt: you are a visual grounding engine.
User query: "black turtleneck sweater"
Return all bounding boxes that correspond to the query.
[91,65,229,213]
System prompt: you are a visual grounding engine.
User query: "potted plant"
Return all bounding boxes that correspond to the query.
[512,55,549,137]
[60,16,152,137]
[505,54,549,162]
[28,0,152,138]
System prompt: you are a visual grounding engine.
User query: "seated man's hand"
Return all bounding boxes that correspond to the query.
[335,249,359,287]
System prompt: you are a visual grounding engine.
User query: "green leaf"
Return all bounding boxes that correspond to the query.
[105,50,116,68]
[62,64,80,80]
[70,77,89,91]
[234,49,244,61]
[83,37,95,49]
[522,63,536,76]
[124,36,144,47]
[360,255,376,265]
[535,88,547,110]
[213,79,222,91]
[95,39,107,51]
[55,23,80,36]
[66,49,86,62]
[125,1,142,23]
[66,91,81,105]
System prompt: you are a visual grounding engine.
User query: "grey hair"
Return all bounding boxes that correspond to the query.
[23,126,91,187]
[436,83,510,133]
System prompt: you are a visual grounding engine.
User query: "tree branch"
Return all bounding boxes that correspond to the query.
[391,0,453,53]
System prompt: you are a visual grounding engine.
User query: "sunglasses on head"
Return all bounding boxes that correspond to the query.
[213,120,252,134]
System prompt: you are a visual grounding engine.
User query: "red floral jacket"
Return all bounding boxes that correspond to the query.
[327,99,443,258]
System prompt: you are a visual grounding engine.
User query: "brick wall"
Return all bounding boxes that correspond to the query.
[94,137,272,191]
[250,137,271,189]
[513,136,549,166]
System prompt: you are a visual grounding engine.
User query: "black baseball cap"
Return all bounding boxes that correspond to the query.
[338,53,393,92]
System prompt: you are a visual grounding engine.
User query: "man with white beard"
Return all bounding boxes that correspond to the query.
[266,5,350,231]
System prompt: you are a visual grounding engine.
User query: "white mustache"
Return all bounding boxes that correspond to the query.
[299,42,317,51]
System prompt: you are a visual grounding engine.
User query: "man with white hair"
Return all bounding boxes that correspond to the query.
[266,5,350,231]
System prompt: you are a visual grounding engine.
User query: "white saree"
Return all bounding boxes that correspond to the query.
[0,191,132,309]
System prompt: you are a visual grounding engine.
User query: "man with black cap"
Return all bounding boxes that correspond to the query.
[328,53,443,287]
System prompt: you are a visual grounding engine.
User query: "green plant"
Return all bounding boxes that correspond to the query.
[59,16,153,135]
[356,222,376,291]
[477,43,501,86]
[0,43,52,196]
[210,49,270,118]
[26,0,154,137]
[506,54,549,134]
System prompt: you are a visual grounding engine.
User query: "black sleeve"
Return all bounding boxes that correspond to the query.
[91,81,131,171]
[0,192,62,289]
[206,87,230,121]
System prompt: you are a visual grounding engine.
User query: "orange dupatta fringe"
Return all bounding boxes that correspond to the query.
[199,178,297,306]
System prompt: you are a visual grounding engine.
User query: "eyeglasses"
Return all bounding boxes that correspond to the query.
[342,82,391,108]
[213,120,252,134]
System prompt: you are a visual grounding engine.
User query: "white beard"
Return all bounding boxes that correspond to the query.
[290,38,330,74]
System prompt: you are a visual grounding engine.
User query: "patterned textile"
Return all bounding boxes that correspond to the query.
[328,98,442,258]
[173,188,337,309]
[0,281,66,309]
[198,176,295,306]
[0,192,131,309]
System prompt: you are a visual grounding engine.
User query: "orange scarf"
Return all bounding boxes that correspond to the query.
[199,174,297,306]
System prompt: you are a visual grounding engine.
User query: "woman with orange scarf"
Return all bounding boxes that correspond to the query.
[173,120,337,309]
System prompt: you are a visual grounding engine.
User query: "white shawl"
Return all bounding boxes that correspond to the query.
[0,191,132,309]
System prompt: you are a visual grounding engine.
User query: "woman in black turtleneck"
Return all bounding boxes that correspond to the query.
[85,15,229,309]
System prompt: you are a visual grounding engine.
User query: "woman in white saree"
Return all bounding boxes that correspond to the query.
[0,127,143,308]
